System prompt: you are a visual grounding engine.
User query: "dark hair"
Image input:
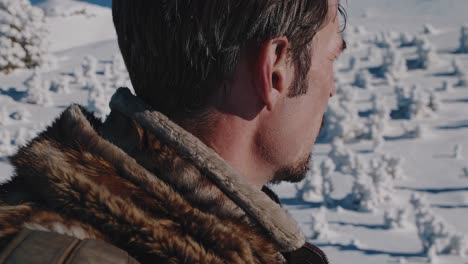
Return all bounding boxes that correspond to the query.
[112,1,345,118]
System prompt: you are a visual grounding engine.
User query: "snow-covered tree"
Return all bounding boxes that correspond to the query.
[422,24,438,35]
[462,167,468,178]
[320,159,336,206]
[0,106,9,125]
[73,65,86,85]
[457,70,468,88]
[87,85,110,119]
[412,123,428,139]
[49,75,71,94]
[442,235,468,257]
[328,139,356,173]
[384,208,409,229]
[320,100,367,143]
[428,92,441,112]
[14,127,29,147]
[296,160,323,203]
[459,24,468,53]
[82,55,98,78]
[410,193,454,258]
[368,158,394,202]
[440,80,453,92]
[0,0,49,73]
[0,129,13,158]
[377,47,407,79]
[400,32,415,47]
[374,32,394,49]
[21,71,53,106]
[414,37,439,70]
[453,144,462,160]
[10,108,31,121]
[353,69,373,89]
[310,208,331,240]
[382,155,405,180]
[345,172,378,212]
[392,84,435,120]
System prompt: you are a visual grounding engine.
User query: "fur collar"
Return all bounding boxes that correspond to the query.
[0,87,305,263]
[107,88,305,251]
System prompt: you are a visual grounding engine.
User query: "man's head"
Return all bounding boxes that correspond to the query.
[113,0,346,186]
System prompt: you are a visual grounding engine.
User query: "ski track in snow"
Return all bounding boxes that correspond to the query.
[0,1,467,263]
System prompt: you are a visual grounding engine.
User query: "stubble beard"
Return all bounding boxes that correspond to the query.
[269,153,312,184]
[268,114,325,185]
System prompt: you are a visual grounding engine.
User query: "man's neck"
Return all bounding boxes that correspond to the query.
[180,112,272,189]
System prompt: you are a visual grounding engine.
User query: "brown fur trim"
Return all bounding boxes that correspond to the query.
[110,88,305,251]
[2,105,285,263]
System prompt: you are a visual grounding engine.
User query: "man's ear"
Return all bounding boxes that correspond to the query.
[255,37,290,111]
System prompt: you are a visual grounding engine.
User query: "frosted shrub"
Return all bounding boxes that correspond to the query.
[384,208,409,229]
[310,208,331,240]
[415,207,451,255]
[368,158,394,202]
[0,0,49,73]
[462,167,468,178]
[0,106,9,125]
[392,84,434,120]
[14,127,29,147]
[297,160,323,203]
[412,124,428,139]
[443,235,468,257]
[457,70,468,88]
[328,139,355,173]
[10,108,31,121]
[362,46,377,61]
[452,59,468,87]
[452,59,463,76]
[440,80,453,92]
[49,75,71,94]
[414,37,438,69]
[353,69,373,89]
[345,172,378,212]
[453,144,462,160]
[320,159,336,206]
[382,155,405,179]
[336,85,356,103]
[459,24,468,53]
[103,54,131,90]
[374,32,394,49]
[321,100,367,143]
[422,24,438,35]
[410,194,453,257]
[377,47,407,79]
[0,129,13,157]
[82,55,98,78]
[73,66,86,85]
[22,72,53,106]
[399,32,415,47]
[367,115,385,142]
[87,87,110,119]
[427,92,441,112]
[347,56,359,72]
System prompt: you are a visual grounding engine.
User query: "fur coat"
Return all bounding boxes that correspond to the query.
[0,87,325,263]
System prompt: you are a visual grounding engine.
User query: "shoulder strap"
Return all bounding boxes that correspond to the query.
[0,229,139,264]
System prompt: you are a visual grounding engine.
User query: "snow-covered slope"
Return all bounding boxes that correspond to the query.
[0,1,467,263]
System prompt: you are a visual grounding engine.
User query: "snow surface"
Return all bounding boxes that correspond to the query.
[0,1,467,263]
